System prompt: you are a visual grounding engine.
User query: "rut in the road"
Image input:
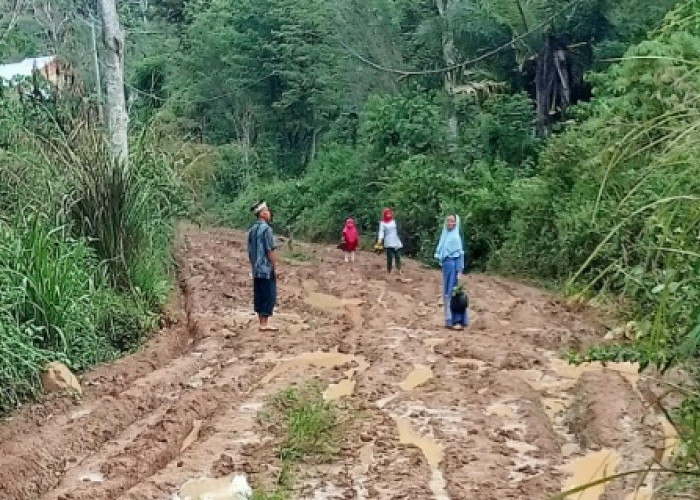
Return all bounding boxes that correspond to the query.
[0,226,676,500]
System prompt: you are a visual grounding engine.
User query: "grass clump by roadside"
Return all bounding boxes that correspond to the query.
[254,382,342,498]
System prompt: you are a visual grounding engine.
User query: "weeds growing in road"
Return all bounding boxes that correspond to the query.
[279,247,317,264]
[254,382,342,497]
[273,383,341,462]
[251,488,290,500]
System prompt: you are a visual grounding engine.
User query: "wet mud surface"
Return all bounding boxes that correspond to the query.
[0,225,679,499]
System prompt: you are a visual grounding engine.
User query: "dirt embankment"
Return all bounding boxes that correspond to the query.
[0,226,676,500]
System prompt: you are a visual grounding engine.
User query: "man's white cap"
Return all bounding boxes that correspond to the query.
[251,200,268,215]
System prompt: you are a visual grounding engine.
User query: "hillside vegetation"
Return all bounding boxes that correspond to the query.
[1,0,699,490]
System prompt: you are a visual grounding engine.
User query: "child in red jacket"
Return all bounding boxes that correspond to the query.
[342,217,359,263]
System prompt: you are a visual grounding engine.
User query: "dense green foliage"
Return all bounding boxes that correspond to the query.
[2,0,700,488]
[499,18,700,371]
[184,0,698,480]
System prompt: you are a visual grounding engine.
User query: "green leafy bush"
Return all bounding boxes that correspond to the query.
[498,3,700,372]
[362,91,446,166]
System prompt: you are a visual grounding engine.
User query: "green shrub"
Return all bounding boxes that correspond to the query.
[497,2,700,375]
[213,144,379,240]
[362,91,446,165]
[96,290,155,352]
[458,92,542,168]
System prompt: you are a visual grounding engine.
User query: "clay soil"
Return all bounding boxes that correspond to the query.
[0,225,676,500]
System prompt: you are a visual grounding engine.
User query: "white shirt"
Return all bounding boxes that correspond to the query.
[378,220,403,249]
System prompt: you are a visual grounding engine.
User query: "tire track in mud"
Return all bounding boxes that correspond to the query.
[0,226,675,500]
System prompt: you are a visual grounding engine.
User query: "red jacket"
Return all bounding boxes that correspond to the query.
[342,218,359,251]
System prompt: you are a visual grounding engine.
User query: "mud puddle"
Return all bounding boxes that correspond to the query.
[399,364,434,391]
[356,443,374,474]
[661,417,681,465]
[393,416,449,499]
[260,351,369,386]
[304,292,364,312]
[78,472,105,483]
[302,279,364,314]
[176,474,251,500]
[350,443,375,499]
[485,401,518,418]
[560,450,620,500]
[324,378,356,400]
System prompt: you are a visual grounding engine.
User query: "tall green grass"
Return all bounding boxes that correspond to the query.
[0,316,53,410]
[0,97,190,415]
[0,213,117,410]
[1,214,107,361]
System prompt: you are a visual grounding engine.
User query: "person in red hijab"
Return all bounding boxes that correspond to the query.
[342,217,360,263]
[377,208,403,274]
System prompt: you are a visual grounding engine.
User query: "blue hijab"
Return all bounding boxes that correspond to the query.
[434,215,464,270]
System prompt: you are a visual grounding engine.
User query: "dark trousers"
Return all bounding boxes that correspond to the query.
[386,248,402,272]
[253,276,277,317]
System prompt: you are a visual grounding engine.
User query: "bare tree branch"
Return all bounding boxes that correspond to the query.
[0,0,26,43]
[31,0,72,50]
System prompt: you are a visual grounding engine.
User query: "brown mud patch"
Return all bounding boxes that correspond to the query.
[0,226,675,500]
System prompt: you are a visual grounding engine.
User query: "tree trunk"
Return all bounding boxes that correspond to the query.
[309,127,320,164]
[89,21,104,123]
[437,0,459,147]
[98,0,128,164]
[535,36,572,137]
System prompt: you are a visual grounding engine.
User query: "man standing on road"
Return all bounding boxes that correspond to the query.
[247,201,279,331]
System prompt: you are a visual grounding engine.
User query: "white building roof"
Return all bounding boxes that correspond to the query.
[0,56,56,82]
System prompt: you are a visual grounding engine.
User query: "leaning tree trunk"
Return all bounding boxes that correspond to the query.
[98,0,128,164]
[535,35,572,137]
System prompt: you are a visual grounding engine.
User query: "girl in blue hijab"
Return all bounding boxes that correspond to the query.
[434,214,467,328]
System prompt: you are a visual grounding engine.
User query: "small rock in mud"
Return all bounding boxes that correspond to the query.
[41,362,82,396]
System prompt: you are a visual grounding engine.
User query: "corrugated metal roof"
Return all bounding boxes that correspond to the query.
[0,56,56,82]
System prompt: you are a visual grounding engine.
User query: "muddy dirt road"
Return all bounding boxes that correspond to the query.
[0,226,678,499]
